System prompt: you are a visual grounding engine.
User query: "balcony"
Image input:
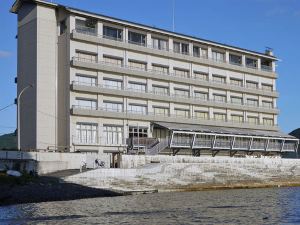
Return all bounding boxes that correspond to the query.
[71,57,279,98]
[71,80,279,114]
[71,29,276,78]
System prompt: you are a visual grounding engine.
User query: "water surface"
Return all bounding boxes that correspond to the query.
[1,187,300,224]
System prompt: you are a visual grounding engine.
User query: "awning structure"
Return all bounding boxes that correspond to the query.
[153,122,299,154]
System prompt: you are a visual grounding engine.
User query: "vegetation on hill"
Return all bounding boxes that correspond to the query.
[0,132,17,150]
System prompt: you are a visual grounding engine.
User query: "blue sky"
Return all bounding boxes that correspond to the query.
[0,0,299,135]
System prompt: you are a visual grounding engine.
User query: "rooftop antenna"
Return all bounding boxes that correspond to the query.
[172,0,175,32]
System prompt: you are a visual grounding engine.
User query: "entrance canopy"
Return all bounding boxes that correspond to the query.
[153,122,299,153]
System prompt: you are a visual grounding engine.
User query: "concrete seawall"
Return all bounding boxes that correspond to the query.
[64,155,300,192]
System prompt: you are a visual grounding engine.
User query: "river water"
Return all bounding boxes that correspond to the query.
[0,187,299,225]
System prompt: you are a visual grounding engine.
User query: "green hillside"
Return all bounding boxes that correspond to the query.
[0,132,17,150]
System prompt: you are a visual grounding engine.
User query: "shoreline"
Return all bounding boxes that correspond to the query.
[1,177,300,206]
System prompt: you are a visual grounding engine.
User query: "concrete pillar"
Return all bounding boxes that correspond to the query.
[69,15,76,32]
[225,51,230,63]
[97,21,103,36]
[208,47,212,59]
[189,43,193,56]
[124,27,128,41]
[242,55,246,66]
[259,113,263,125]
[209,107,213,119]
[147,78,152,93]
[272,61,276,72]
[257,58,261,70]
[169,37,173,51]
[146,32,151,47]
[169,82,174,95]
[147,100,153,115]
[226,91,230,103]
[170,102,174,116]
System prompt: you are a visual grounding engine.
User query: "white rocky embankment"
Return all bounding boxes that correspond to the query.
[63,155,300,192]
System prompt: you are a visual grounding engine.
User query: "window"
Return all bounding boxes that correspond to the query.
[201,48,208,58]
[76,51,97,62]
[174,88,189,98]
[173,41,189,54]
[230,78,243,87]
[263,118,274,126]
[128,60,147,70]
[103,78,122,89]
[75,98,97,110]
[248,116,259,124]
[103,26,122,40]
[152,85,169,95]
[174,68,189,78]
[103,125,123,145]
[262,101,273,108]
[194,72,208,81]
[128,104,147,115]
[194,111,208,119]
[231,96,243,105]
[231,114,243,123]
[194,91,208,100]
[229,54,242,65]
[212,50,225,62]
[103,55,123,66]
[75,19,97,35]
[247,98,258,107]
[128,82,146,93]
[213,94,226,103]
[128,31,146,46]
[76,123,98,144]
[153,107,169,116]
[214,113,226,121]
[152,37,168,50]
[103,101,123,112]
[261,59,272,71]
[246,81,258,89]
[75,74,97,86]
[261,83,273,91]
[246,58,258,68]
[129,127,148,138]
[152,64,169,74]
[175,109,190,118]
[212,75,226,83]
[193,46,200,57]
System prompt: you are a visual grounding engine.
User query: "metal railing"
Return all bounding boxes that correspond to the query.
[72,29,274,74]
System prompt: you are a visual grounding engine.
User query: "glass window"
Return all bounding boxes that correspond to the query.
[263,118,274,126]
[175,109,190,118]
[261,83,273,91]
[152,64,169,74]
[128,82,146,92]
[213,94,226,103]
[152,37,168,50]
[103,55,123,66]
[247,98,258,107]
[128,104,147,115]
[103,101,123,112]
[193,46,200,57]
[194,72,208,81]
[129,127,148,138]
[76,51,97,62]
[103,26,122,41]
[128,60,147,70]
[246,81,258,89]
[214,113,226,121]
[75,19,97,35]
[75,98,97,109]
[201,48,208,58]
[231,114,243,123]
[231,96,243,105]
[246,58,258,68]
[194,111,208,119]
[173,42,181,53]
[230,78,243,87]
[248,116,259,124]
[262,101,273,108]
[174,68,189,78]
[153,107,169,116]
[229,54,242,65]
[181,43,189,55]
[75,74,97,86]
[103,125,123,145]
[174,88,189,98]
[212,75,226,83]
[152,85,169,95]
[261,59,273,71]
[76,123,98,144]
[103,78,122,89]
[212,51,225,62]
[128,31,146,46]
[194,91,208,100]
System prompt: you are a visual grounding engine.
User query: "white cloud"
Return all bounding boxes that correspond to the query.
[0,50,12,58]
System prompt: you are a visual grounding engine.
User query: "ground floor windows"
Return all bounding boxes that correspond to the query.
[129,127,148,138]
[76,123,98,144]
[103,125,123,145]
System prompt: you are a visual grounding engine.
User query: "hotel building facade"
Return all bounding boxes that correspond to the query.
[11,0,298,158]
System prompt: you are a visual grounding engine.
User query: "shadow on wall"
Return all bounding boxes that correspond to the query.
[284,128,300,159]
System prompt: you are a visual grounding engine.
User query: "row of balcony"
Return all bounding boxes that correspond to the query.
[73,27,274,74]
[71,57,278,97]
[72,81,278,113]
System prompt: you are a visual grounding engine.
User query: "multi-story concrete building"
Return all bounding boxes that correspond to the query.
[11,0,298,160]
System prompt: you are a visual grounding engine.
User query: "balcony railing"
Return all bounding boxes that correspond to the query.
[72,29,274,74]
[71,56,277,95]
[71,80,278,111]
